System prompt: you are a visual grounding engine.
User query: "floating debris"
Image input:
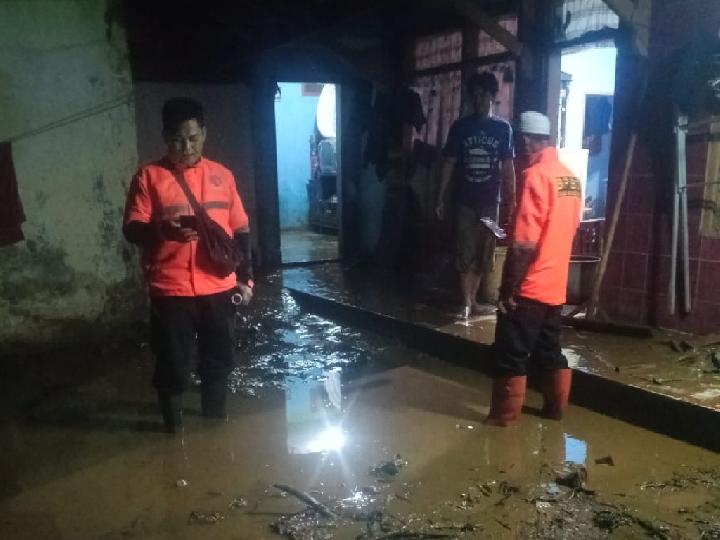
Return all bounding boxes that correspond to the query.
[229,497,248,509]
[669,340,694,353]
[454,424,475,430]
[554,462,588,490]
[711,351,720,371]
[188,511,224,525]
[594,456,615,466]
[273,484,336,518]
[271,510,336,540]
[175,479,188,488]
[593,509,629,531]
[371,455,408,479]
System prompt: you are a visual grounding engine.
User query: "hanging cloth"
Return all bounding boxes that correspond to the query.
[0,141,25,247]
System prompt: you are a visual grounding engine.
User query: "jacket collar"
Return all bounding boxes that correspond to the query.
[163,156,204,172]
[527,146,557,167]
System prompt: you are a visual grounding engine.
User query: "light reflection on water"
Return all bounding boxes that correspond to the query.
[286,368,345,455]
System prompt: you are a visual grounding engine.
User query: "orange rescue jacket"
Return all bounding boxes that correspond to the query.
[512,147,581,305]
[124,157,249,297]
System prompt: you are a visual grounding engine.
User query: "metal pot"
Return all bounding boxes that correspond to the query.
[566,255,600,305]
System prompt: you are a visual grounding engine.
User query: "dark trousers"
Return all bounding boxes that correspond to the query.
[150,290,235,394]
[493,297,568,377]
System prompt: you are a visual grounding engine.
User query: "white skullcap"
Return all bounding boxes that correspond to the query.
[519,111,551,136]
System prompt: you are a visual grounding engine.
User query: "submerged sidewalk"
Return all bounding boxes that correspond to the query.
[283,264,720,452]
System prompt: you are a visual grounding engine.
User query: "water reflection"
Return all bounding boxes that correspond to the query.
[564,434,588,465]
[285,368,345,454]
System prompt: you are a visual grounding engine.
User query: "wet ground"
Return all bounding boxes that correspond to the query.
[281,229,339,265]
[283,264,720,413]
[1,274,720,539]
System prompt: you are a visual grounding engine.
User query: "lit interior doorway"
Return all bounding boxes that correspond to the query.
[557,45,617,221]
[274,82,339,264]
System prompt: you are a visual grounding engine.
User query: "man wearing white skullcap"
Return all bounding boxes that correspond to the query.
[485,111,581,426]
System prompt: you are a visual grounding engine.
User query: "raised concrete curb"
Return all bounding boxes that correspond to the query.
[287,286,720,453]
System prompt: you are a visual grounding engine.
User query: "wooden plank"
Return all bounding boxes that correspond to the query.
[451,0,523,57]
[603,0,651,57]
[408,51,515,79]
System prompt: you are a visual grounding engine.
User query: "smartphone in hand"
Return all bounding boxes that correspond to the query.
[179,215,198,230]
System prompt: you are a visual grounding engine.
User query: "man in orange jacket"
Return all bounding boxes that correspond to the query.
[123,98,253,433]
[486,111,581,426]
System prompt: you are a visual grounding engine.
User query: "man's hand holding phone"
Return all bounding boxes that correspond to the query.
[160,215,198,242]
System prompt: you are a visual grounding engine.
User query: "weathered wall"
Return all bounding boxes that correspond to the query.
[0,0,142,348]
[132,82,257,248]
[601,0,720,334]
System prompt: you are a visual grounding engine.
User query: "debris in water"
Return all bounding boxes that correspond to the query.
[271,510,336,539]
[175,479,188,488]
[273,483,336,517]
[370,454,408,479]
[188,511,224,525]
[593,509,629,531]
[364,533,452,539]
[554,463,589,490]
[595,455,615,466]
[229,497,248,509]
[669,340,694,353]
[711,351,720,371]
[454,424,475,430]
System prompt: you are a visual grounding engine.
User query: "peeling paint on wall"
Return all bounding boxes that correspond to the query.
[0,0,142,348]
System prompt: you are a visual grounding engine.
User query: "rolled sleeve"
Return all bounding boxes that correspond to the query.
[512,170,548,247]
[123,170,153,225]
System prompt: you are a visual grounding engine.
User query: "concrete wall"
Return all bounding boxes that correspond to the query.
[601,0,720,333]
[0,0,141,348]
[132,83,257,249]
[274,83,320,230]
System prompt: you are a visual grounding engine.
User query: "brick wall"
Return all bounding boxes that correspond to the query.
[601,0,720,333]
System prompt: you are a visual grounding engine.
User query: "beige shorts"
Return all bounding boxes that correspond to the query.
[455,204,497,275]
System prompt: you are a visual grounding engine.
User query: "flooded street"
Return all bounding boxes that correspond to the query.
[2,276,720,539]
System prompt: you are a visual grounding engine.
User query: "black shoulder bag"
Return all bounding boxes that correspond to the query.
[170,169,241,278]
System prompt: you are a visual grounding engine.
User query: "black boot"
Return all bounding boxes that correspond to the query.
[158,393,183,433]
[201,379,227,419]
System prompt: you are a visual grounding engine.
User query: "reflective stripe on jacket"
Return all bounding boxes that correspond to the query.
[124,157,249,297]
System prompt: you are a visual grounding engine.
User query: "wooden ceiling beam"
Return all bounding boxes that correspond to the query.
[450,0,523,56]
[602,0,651,56]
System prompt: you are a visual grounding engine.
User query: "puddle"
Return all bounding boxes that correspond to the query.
[2,275,720,539]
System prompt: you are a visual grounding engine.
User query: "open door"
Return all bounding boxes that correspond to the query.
[558,47,617,220]
[274,82,340,264]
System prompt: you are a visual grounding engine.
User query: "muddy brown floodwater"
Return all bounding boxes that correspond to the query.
[1,275,720,539]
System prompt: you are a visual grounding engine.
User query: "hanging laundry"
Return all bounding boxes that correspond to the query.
[0,141,26,247]
[363,87,426,180]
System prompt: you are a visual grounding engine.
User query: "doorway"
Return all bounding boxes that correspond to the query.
[557,46,617,220]
[274,82,339,264]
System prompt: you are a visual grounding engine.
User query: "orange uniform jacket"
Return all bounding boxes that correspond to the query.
[124,157,249,297]
[511,147,581,305]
